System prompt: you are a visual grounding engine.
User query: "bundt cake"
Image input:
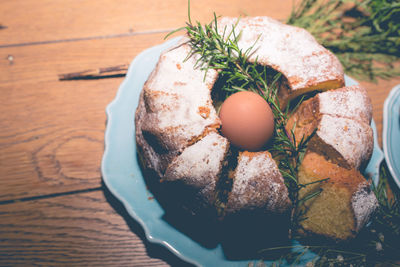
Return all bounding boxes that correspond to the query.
[135,15,377,242]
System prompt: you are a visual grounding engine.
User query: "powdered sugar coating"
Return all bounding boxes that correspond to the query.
[226,151,291,214]
[164,132,229,205]
[136,16,376,234]
[141,37,220,153]
[217,16,344,93]
[318,85,372,125]
[136,90,177,176]
[318,115,373,169]
[351,182,378,231]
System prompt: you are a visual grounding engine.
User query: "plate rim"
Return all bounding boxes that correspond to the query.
[383,84,400,189]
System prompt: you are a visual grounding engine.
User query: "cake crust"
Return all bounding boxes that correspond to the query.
[163,132,229,206]
[136,38,220,176]
[225,151,292,214]
[317,85,372,125]
[217,16,345,102]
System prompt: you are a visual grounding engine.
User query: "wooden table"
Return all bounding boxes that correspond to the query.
[1,1,399,266]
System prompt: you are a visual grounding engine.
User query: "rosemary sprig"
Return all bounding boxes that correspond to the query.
[174,7,321,234]
[184,14,282,110]
[287,0,400,81]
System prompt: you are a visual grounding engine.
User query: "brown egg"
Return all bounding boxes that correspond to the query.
[219,91,275,151]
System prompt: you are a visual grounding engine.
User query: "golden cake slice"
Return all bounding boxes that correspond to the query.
[297,152,378,241]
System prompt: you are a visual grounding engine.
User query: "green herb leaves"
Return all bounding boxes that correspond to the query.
[288,0,400,81]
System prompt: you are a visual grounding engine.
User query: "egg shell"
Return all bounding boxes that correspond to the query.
[219,91,275,151]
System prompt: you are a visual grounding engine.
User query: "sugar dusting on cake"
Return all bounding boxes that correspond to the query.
[164,132,228,186]
[163,132,229,205]
[217,16,344,92]
[226,151,291,213]
[141,38,220,153]
[318,85,372,125]
[351,183,378,231]
[317,115,373,169]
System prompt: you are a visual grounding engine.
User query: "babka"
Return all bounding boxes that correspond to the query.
[135,16,377,241]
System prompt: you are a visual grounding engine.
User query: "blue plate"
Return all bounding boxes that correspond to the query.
[101,37,384,266]
[383,84,400,189]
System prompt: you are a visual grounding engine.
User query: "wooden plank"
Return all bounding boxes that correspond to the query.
[360,77,400,147]
[0,190,192,266]
[0,0,294,46]
[0,80,112,201]
[0,33,167,86]
[0,34,169,201]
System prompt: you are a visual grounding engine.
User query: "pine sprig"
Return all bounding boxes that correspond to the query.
[287,0,400,81]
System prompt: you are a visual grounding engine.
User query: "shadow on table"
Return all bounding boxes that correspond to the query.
[102,150,292,264]
[101,180,195,267]
[140,168,291,261]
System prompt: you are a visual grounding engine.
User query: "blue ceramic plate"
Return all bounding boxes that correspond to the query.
[383,84,400,189]
[101,37,384,267]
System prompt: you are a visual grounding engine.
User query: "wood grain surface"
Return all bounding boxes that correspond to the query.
[0,188,192,266]
[360,77,400,147]
[0,34,167,201]
[0,0,293,46]
[0,0,399,266]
